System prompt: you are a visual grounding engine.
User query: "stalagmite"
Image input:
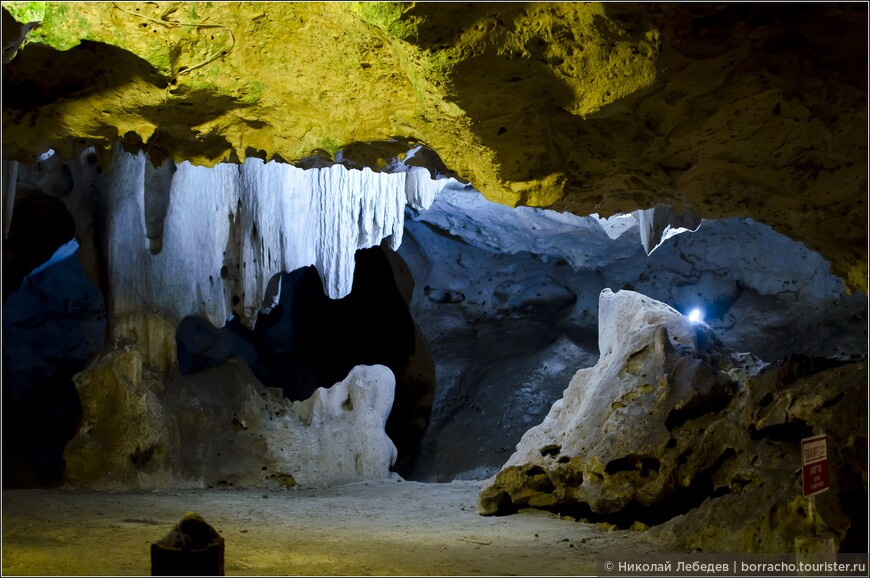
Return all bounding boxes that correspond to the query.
[65,349,398,489]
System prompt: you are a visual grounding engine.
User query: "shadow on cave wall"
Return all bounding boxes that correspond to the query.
[2,240,434,487]
[2,249,106,488]
[404,2,532,51]
[3,189,76,304]
[2,27,250,165]
[2,179,107,488]
[176,245,436,477]
[436,2,667,207]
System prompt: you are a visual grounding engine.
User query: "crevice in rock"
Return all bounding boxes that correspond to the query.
[664,383,735,430]
[748,418,814,443]
[524,465,556,493]
[777,353,855,385]
[819,391,845,410]
[483,491,521,517]
[604,455,661,475]
[837,468,869,553]
[546,449,738,529]
[2,188,76,302]
[539,444,561,457]
[676,448,692,465]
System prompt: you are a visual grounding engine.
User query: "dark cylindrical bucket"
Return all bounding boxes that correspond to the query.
[151,512,225,576]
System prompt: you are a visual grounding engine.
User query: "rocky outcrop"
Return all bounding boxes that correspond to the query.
[65,349,398,490]
[6,142,451,415]
[406,187,868,362]
[477,289,866,552]
[5,157,863,488]
[400,186,865,481]
[2,3,865,292]
[65,348,182,489]
[648,357,868,553]
[15,143,448,336]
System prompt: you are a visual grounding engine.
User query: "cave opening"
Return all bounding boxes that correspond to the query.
[2,237,106,488]
[175,244,435,477]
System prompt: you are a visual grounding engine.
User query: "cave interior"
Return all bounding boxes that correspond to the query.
[1,1,868,575]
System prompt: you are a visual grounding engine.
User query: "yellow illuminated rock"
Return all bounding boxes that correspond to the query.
[2,2,866,291]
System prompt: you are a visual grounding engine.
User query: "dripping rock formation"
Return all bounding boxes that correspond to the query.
[2,2,866,291]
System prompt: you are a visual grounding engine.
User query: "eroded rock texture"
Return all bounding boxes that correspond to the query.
[4,148,864,491]
[648,357,868,553]
[2,2,866,291]
[66,350,398,490]
[477,289,867,552]
[400,187,866,482]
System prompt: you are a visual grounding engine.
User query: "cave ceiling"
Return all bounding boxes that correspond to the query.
[2,2,867,292]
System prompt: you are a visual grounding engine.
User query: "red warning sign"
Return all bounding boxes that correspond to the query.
[801,434,829,497]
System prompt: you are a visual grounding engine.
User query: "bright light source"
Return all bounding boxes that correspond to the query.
[687,308,703,323]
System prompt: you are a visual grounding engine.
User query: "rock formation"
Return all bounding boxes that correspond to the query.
[400,186,866,481]
[2,3,866,292]
[91,144,441,334]
[2,246,105,487]
[4,142,450,490]
[4,151,865,494]
[477,289,866,552]
[66,351,398,490]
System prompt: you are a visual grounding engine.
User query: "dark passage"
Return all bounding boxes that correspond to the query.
[176,246,436,476]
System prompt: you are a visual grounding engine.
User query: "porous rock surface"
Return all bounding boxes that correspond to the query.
[65,349,398,490]
[400,188,866,482]
[477,289,867,552]
[2,2,866,291]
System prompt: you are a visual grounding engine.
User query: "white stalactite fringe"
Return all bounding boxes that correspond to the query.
[104,147,442,331]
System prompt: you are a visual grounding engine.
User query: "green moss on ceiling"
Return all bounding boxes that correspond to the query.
[2,1,45,24]
[2,2,867,292]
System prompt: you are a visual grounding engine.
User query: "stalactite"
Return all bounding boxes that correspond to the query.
[3,159,19,239]
[634,205,702,255]
[142,159,176,255]
[100,146,441,336]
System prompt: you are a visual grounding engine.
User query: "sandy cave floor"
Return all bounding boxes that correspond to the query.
[1,478,683,576]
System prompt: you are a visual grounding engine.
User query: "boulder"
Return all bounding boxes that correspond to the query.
[478,288,866,552]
